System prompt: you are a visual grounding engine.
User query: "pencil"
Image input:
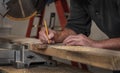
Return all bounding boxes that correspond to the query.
[43,19,50,43]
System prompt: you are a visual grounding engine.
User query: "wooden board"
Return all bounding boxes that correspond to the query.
[0,35,46,49]
[31,45,120,71]
[0,35,42,44]
[0,36,120,70]
[0,64,91,73]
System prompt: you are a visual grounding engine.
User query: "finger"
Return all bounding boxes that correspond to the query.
[41,28,55,40]
[39,31,49,43]
[39,31,47,40]
[63,39,78,45]
[39,28,45,38]
[39,36,47,43]
[65,41,76,46]
[63,35,77,43]
[64,34,89,44]
[43,32,49,40]
[39,35,45,41]
[65,40,84,46]
[63,36,79,44]
[39,33,48,43]
[39,27,56,44]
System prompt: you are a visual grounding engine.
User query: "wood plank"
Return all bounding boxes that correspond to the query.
[0,35,47,49]
[31,45,120,70]
[0,35,42,46]
[1,36,120,70]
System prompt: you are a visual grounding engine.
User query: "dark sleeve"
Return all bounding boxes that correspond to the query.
[66,0,91,36]
[117,0,120,15]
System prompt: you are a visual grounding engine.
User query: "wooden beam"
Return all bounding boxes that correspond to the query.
[31,45,120,70]
[0,35,42,44]
[0,35,43,49]
[0,36,120,70]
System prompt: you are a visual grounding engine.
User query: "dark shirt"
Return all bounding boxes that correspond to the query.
[66,0,120,38]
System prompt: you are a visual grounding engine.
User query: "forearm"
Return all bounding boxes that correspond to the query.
[94,38,120,50]
[54,28,77,43]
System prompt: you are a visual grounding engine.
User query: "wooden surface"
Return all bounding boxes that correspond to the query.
[1,36,120,70]
[0,35,42,44]
[0,64,91,73]
[32,45,120,70]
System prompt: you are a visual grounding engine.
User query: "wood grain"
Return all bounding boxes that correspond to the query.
[32,45,120,70]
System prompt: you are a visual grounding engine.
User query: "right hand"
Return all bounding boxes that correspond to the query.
[39,27,56,44]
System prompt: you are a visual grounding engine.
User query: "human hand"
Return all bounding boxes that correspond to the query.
[39,27,56,44]
[63,34,96,47]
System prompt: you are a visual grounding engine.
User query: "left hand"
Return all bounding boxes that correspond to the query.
[63,34,96,47]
